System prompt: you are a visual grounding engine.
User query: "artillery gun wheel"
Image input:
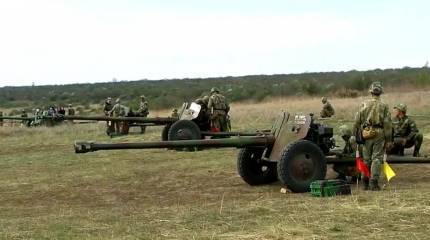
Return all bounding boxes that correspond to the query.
[168,120,202,140]
[277,140,326,193]
[237,148,278,185]
[168,120,202,151]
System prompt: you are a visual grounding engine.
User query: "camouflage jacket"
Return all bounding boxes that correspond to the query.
[320,102,335,118]
[138,101,149,115]
[353,96,392,141]
[208,93,230,114]
[103,102,113,116]
[392,115,419,140]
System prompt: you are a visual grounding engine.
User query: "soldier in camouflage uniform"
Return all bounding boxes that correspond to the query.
[390,103,423,157]
[333,125,360,181]
[320,97,335,118]
[21,109,30,127]
[353,82,392,191]
[137,95,149,133]
[109,98,128,135]
[103,97,115,135]
[171,109,179,118]
[207,88,230,132]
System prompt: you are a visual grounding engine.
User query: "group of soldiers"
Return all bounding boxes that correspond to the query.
[100,87,231,136]
[103,95,149,135]
[333,82,424,191]
[193,87,231,132]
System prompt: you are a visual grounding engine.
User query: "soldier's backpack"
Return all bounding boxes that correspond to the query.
[211,94,227,110]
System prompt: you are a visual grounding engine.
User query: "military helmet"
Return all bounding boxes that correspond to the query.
[173,108,178,112]
[369,82,383,95]
[339,124,352,137]
[140,95,146,99]
[210,87,220,93]
[321,97,327,103]
[68,104,72,107]
[394,103,407,113]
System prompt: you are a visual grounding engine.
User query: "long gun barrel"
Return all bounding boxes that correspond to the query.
[75,136,276,153]
[55,115,176,125]
[0,116,34,121]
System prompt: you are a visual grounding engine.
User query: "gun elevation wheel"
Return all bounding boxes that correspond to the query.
[237,148,278,185]
[277,140,326,193]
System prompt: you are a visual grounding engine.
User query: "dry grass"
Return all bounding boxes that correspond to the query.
[1,91,430,239]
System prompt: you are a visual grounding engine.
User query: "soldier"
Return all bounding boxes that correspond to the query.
[67,104,75,116]
[0,111,3,126]
[137,95,149,133]
[103,97,115,135]
[333,125,360,181]
[207,87,230,132]
[171,108,179,118]
[21,109,29,127]
[353,82,392,191]
[320,97,335,118]
[109,98,127,135]
[390,103,423,157]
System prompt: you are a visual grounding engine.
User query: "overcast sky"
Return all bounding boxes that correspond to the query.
[0,0,429,87]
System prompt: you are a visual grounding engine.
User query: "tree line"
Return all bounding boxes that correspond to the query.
[1,66,429,112]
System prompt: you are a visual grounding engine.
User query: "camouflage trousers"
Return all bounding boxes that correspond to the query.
[363,129,385,180]
[211,114,229,132]
[391,133,423,156]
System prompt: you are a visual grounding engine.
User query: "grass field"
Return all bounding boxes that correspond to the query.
[1,92,430,239]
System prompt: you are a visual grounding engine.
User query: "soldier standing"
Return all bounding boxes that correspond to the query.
[0,111,3,126]
[109,98,126,135]
[353,82,392,191]
[207,87,230,132]
[390,103,423,157]
[103,97,114,135]
[67,104,75,116]
[320,97,335,118]
[21,109,29,127]
[171,109,179,118]
[137,95,149,133]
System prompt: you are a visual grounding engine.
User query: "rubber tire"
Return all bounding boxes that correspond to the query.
[277,140,326,193]
[237,148,278,185]
[161,124,171,141]
[168,120,202,141]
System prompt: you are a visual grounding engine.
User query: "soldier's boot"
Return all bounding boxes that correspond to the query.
[414,134,423,157]
[362,177,370,191]
[369,179,381,191]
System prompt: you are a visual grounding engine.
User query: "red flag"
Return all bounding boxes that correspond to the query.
[355,150,370,178]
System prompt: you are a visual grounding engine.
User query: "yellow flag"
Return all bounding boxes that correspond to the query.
[383,154,396,181]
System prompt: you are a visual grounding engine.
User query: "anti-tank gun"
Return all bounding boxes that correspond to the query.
[75,111,430,192]
[75,112,336,192]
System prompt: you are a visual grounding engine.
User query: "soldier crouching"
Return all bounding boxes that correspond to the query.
[389,103,423,157]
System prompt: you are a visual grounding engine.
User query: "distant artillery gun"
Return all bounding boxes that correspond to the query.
[0,101,233,139]
[75,112,430,193]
